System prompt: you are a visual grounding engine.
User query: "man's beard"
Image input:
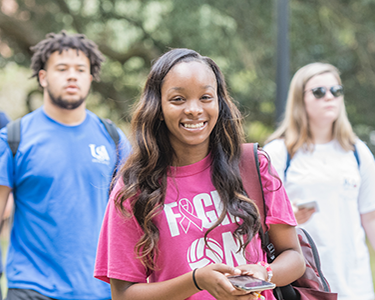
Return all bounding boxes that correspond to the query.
[47,88,86,110]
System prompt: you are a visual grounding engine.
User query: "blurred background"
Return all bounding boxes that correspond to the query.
[0,0,374,151]
[0,0,375,290]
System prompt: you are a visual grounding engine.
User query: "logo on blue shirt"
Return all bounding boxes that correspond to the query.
[89,144,110,165]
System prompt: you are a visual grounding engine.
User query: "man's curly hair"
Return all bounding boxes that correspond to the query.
[30,30,104,83]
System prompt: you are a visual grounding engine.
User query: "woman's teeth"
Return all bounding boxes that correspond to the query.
[183,122,204,128]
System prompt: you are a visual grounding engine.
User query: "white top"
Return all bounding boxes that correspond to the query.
[264,139,375,300]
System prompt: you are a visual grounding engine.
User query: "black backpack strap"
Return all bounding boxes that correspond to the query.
[6,118,21,157]
[99,117,120,147]
[99,117,120,191]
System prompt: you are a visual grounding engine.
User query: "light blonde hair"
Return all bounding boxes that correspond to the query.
[265,62,357,157]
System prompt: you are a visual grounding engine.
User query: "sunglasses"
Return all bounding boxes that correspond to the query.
[304,85,344,99]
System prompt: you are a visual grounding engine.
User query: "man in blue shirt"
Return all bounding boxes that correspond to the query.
[0,31,131,300]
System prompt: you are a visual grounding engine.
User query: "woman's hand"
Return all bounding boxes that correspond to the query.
[111,263,266,300]
[292,202,316,224]
[294,206,316,224]
[194,263,263,300]
[235,263,268,282]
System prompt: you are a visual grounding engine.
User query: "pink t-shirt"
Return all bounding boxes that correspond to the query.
[94,153,296,299]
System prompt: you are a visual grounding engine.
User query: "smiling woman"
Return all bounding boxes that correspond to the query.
[93,48,306,300]
[160,61,219,166]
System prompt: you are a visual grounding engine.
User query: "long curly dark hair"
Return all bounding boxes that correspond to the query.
[116,48,261,271]
[30,30,104,84]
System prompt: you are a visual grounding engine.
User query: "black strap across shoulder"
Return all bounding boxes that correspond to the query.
[98,117,120,191]
[99,117,120,147]
[6,118,21,157]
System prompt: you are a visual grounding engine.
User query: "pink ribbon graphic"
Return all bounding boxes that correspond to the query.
[178,198,203,233]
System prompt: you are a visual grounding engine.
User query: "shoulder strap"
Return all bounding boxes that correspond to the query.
[99,117,120,191]
[284,151,291,179]
[285,145,360,177]
[99,117,120,147]
[353,144,360,167]
[239,143,267,232]
[239,143,276,261]
[6,118,21,157]
[6,117,121,158]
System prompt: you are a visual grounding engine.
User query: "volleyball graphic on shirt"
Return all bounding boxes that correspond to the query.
[187,237,224,269]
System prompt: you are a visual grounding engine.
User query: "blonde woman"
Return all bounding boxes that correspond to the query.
[264,62,375,300]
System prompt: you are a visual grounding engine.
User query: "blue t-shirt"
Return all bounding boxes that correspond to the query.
[0,107,131,300]
[0,111,10,130]
[0,111,10,276]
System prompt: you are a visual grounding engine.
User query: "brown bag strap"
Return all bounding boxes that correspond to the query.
[239,143,275,261]
[239,143,267,232]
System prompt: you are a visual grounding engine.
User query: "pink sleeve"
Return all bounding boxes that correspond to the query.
[258,152,297,226]
[94,179,148,284]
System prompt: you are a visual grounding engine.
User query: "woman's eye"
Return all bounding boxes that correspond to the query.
[201,95,212,101]
[171,97,183,102]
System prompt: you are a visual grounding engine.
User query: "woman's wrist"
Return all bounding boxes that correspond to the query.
[192,268,203,291]
[257,261,273,282]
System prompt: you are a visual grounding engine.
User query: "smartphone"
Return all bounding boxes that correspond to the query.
[296,200,318,211]
[228,275,276,292]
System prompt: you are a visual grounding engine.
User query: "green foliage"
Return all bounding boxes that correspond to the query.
[0,0,374,149]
